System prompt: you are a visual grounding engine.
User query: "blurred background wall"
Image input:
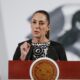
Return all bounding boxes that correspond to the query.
[0,0,80,79]
[0,0,8,80]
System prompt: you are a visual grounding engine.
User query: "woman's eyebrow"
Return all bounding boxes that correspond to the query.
[39,20,44,22]
[39,20,46,23]
[32,19,36,21]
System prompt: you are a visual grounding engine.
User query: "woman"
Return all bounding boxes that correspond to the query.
[13,10,67,61]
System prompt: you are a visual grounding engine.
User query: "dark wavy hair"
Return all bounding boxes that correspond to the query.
[32,10,50,39]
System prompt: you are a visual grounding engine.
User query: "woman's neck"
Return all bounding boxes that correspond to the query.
[32,37,49,43]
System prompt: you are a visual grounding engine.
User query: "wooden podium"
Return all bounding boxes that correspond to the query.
[9,61,80,79]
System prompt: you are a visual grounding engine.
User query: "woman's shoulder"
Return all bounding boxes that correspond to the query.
[18,39,32,46]
[18,40,63,47]
[50,40,62,46]
[50,40,64,49]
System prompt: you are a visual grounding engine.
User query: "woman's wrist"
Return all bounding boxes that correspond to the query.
[20,54,26,61]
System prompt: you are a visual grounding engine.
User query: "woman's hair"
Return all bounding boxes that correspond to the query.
[32,10,50,39]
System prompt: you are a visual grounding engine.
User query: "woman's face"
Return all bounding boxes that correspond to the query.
[31,13,49,38]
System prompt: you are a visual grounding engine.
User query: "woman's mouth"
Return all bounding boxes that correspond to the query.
[34,31,40,34]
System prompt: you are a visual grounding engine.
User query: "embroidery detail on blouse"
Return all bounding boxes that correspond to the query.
[32,42,50,59]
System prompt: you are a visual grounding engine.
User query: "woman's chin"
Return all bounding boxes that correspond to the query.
[33,35,41,38]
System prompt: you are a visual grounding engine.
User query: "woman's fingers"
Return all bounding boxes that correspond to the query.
[20,42,31,60]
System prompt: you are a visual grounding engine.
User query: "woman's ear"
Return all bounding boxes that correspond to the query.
[47,24,50,31]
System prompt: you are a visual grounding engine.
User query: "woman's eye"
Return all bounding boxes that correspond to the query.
[32,21,36,24]
[40,23,44,25]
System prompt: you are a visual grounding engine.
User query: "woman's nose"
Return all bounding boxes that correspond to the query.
[35,23,40,28]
